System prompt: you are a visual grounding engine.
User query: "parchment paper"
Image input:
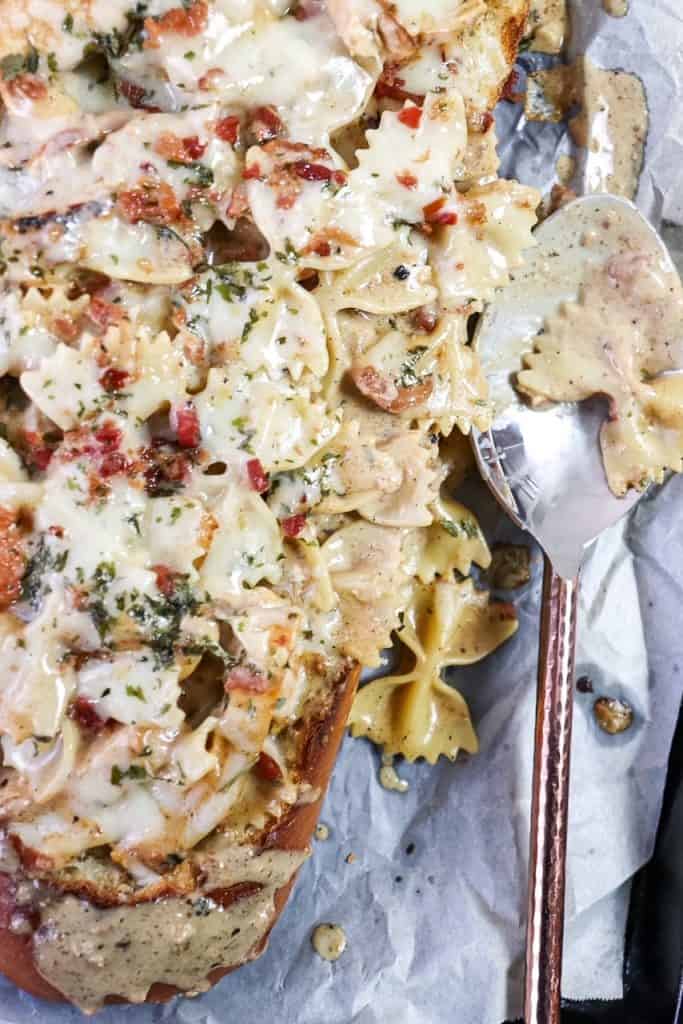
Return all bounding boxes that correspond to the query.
[1,1,683,1021]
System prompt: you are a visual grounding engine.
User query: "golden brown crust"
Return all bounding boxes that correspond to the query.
[0,664,360,1006]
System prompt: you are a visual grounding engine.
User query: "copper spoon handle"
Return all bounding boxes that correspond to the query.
[524,557,579,1024]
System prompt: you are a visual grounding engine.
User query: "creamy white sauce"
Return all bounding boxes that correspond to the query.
[518,213,683,495]
[33,844,307,1012]
[379,753,409,793]
[311,923,347,962]
[603,0,628,16]
[526,58,648,200]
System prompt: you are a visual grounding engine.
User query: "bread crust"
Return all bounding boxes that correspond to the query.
[0,663,360,1007]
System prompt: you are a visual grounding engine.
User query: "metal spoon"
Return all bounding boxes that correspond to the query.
[471,195,678,1024]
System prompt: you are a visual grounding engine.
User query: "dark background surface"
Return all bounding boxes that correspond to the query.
[507,696,683,1024]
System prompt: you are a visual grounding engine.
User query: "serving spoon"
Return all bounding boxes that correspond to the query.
[471,194,678,1024]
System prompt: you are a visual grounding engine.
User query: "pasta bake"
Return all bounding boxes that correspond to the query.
[0,0,537,1008]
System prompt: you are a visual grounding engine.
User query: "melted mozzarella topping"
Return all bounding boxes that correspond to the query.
[0,1,538,1005]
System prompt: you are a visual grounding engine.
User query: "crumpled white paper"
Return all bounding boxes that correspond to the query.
[1,2,682,1022]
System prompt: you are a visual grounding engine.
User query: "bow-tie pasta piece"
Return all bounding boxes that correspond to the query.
[517,251,683,495]
[348,578,517,762]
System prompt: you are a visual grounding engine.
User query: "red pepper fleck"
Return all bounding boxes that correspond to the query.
[153,564,179,597]
[144,0,208,47]
[423,196,458,225]
[374,66,423,105]
[182,135,206,159]
[291,161,341,183]
[246,458,269,494]
[215,115,241,144]
[225,666,270,692]
[69,697,107,733]
[396,171,418,190]
[23,430,54,471]
[94,422,122,451]
[173,403,200,449]
[88,296,124,329]
[249,105,284,143]
[118,78,160,112]
[99,368,129,393]
[255,751,283,782]
[280,514,306,538]
[52,316,80,342]
[29,446,54,471]
[242,163,262,180]
[398,106,422,129]
[99,452,129,478]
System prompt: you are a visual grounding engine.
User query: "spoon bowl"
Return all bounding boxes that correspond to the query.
[470,194,682,1024]
[471,194,673,577]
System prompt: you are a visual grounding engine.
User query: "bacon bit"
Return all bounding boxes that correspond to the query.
[154,132,206,163]
[374,65,423,105]
[173,403,200,449]
[377,10,416,60]
[153,564,179,598]
[423,196,458,226]
[242,163,262,181]
[226,184,250,219]
[6,75,47,101]
[87,295,124,330]
[51,316,80,342]
[398,105,422,129]
[246,105,284,144]
[350,365,433,414]
[28,446,54,471]
[23,431,55,471]
[208,881,264,907]
[197,68,223,91]
[0,508,25,611]
[99,368,129,393]
[225,666,270,693]
[48,525,64,538]
[94,422,122,451]
[69,697,108,734]
[276,191,296,211]
[464,199,487,227]
[291,161,345,185]
[144,1,208,47]
[118,180,185,226]
[477,110,495,133]
[118,78,159,112]
[396,171,418,190]
[280,513,306,539]
[255,752,283,783]
[246,458,269,494]
[411,305,438,333]
[215,115,241,145]
[293,0,325,19]
[140,442,191,495]
[308,238,331,257]
[99,452,129,478]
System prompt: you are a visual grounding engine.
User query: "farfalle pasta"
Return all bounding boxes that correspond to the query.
[0,0,537,1009]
